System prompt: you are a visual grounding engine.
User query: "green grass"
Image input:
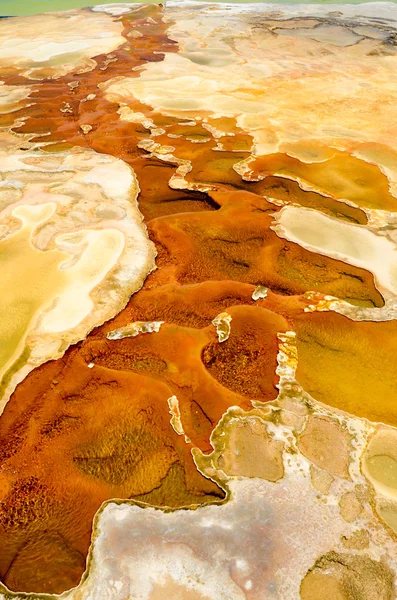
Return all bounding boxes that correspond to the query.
[1,0,396,17]
[0,0,155,17]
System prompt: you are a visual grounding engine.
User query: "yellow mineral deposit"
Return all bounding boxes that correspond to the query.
[0,145,155,411]
[362,427,397,534]
[103,6,397,165]
[376,500,397,534]
[293,313,397,426]
[1,201,127,371]
[0,83,32,115]
[0,9,125,79]
[297,415,351,478]
[1,3,397,600]
[273,205,397,297]
[0,202,68,385]
[249,147,397,212]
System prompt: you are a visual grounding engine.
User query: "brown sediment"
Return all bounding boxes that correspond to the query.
[0,4,396,595]
[0,285,291,593]
[0,343,224,594]
[297,415,352,478]
[300,551,394,600]
[338,490,363,523]
[341,529,370,550]
[201,305,286,400]
[0,5,178,154]
[0,6,202,595]
[211,414,285,482]
[309,465,334,495]
[146,190,382,306]
[130,157,218,221]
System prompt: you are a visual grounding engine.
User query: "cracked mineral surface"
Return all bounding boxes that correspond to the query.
[1,2,397,599]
